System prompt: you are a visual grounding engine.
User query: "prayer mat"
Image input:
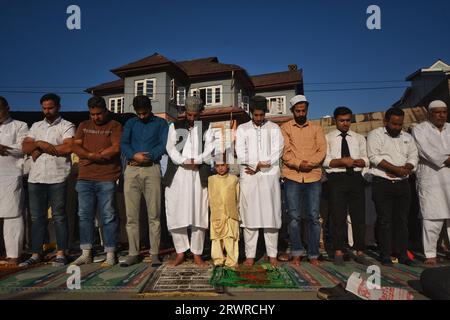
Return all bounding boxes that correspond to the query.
[209,263,304,290]
[0,264,69,292]
[75,263,154,293]
[142,261,216,294]
[0,262,154,293]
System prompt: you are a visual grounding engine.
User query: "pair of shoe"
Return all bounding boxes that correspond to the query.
[19,256,40,267]
[52,256,68,267]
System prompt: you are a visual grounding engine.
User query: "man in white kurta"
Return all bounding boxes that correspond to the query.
[0,97,28,265]
[164,96,214,266]
[412,100,450,265]
[235,96,284,267]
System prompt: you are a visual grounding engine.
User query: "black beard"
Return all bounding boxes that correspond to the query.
[295,116,307,125]
[386,127,401,137]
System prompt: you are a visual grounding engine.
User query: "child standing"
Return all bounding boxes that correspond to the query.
[208,161,240,268]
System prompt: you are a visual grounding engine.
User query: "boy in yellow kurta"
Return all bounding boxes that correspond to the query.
[208,162,240,268]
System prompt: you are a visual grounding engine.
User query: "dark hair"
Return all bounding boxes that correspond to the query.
[333,106,353,118]
[0,96,8,108]
[384,107,404,121]
[87,96,107,110]
[133,95,152,110]
[40,93,61,106]
[249,95,268,113]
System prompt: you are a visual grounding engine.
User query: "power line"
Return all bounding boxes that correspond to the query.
[0,85,408,95]
[0,79,407,90]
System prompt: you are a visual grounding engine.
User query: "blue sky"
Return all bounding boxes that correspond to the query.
[0,0,449,119]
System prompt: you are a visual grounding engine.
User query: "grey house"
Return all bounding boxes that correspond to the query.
[86,53,303,123]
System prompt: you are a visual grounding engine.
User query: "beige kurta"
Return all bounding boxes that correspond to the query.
[208,173,240,240]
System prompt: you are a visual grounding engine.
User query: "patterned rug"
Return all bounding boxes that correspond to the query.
[0,262,154,293]
[142,262,216,294]
[210,263,301,289]
[208,258,429,293]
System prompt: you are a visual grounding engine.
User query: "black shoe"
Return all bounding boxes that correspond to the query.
[381,257,393,266]
[317,283,347,300]
[317,283,361,300]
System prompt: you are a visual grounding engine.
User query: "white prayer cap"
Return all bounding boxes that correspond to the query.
[185,96,204,112]
[428,100,447,110]
[289,95,308,107]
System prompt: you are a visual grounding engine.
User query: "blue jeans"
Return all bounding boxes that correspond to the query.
[28,182,68,254]
[284,179,322,259]
[75,180,118,252]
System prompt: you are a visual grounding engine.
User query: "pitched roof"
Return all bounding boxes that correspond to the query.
[251,70,303,89]
[406,59,450,80]
[111,53,175,75]
[85,79,124,95]
[176,57,244,77]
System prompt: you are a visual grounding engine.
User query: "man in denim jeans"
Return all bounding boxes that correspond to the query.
[20,93,75,267]
[71,96,122,266]
[280,95,326,266]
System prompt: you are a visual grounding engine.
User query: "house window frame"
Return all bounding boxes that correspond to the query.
[108,97,124,113]
[176,86,186,106]
[189,85,222,106]
[170,79,175,101]
[134,78,156,99]
[266,95,286,115]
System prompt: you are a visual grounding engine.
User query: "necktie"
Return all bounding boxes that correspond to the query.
[341,132,354,174]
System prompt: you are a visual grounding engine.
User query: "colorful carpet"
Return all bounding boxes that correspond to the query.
[208,259,427,293]
[142,262,216,293]
[210,263,302,289]
[0,262,155,293]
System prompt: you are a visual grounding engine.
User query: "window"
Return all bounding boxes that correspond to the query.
[266,96,286,115]
[177,87,186,106]
[189,85,222,106]
[242,95,249,112]
[170,79,175,101]
[134,79,156,99]
[108,97,124,113]
[237,91,249,112]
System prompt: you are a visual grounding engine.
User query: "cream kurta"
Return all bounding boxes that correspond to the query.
[165,122,214,230]
[208,173,240,240]
[0,118,28,218]
[412,121,450,220]
[235,120,284,229]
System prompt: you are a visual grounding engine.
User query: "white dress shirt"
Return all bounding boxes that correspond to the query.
[27,116,75,184]
[367,126,418,180]
[0,118,29,177]
[323,129,369,173]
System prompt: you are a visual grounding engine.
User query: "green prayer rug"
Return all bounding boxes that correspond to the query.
[209,263,302,289]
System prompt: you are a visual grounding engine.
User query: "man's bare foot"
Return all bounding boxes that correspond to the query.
[269,257,279,267]
[278,253,290,262]
[309,258,320,266]
[194,255,209,267]
[424,258,437,266]
[243,258,254,266]
[168,253,185,267]
[289,256,301,267]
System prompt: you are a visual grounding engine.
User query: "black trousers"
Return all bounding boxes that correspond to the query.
[372,176,411,259]
[328,172,366,252]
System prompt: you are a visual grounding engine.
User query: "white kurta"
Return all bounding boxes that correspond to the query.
[165,122,214,230]
[0,118,28,218]
[412,121,450,220]
[235,120,284,229]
